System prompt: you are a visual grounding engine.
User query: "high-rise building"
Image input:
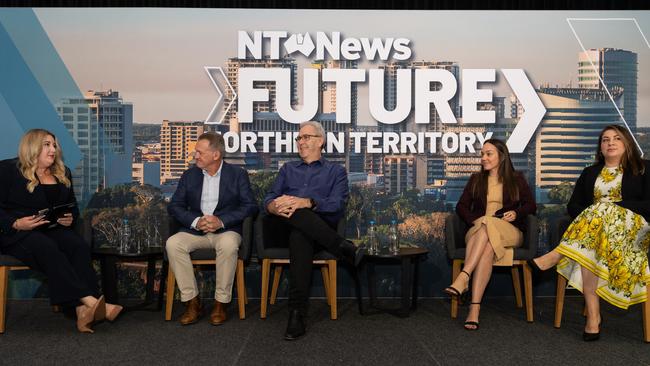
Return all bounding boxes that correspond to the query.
[383,155,416,194]
[224,56,298,132]
[311,60,361,172]
[535,87,624,202]
[378,60,460,133]
[160,120,204,184]
[57,89,133,204]
[578,48,637,131]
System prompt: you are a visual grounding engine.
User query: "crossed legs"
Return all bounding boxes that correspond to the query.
[446,225,494,329]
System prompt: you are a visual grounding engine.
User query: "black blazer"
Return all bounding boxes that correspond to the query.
[456,172,537,233]
[167,162,258,236]
[0,158,79,247]
[567,160,650,222]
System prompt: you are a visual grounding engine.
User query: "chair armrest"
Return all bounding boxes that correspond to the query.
[445,214,466,260]
[549,215,572,249]
[239,214,255,262]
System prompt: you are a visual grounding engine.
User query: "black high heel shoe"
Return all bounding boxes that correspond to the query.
[464,302,481,331]
[583,319,602,342]
[444,270,470,298]
[527,259,543,272]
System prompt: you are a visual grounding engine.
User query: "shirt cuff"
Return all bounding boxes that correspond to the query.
[191,217,201,230]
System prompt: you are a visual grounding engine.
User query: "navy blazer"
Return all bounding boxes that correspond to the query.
[567,160,650,222]
[0,158,79,247]
[167,162,258,235]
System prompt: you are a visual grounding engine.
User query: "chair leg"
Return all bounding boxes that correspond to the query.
[511,266,523,308]
[522,262,534,323]
[260,259,271,319]
[236,259,246,320]
[554,274,567,328]
[321,266,331,306]
[328,260,337,320]
[641,284,650,342]
[0,266,8,334]
[450,259,461,319]
[164,265,176,321]
[270,265,283,305]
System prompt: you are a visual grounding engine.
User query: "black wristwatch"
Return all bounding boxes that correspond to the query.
[310,198,317,210]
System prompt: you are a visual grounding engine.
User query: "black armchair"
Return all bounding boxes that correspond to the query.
[0,217,91,333]
[163,214,255,320]
[445,213,538,322]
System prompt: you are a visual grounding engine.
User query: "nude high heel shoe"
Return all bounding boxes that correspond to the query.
[77,295,106,333]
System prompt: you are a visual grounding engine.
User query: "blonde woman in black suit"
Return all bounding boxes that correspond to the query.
[0,129,122,333]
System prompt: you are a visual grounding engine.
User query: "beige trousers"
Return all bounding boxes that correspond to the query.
[165,230,241,303]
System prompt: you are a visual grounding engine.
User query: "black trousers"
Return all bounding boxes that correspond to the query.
[264,209,345,314]
[2,227,98,307]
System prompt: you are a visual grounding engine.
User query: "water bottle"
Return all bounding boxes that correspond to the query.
[368,220,379,255]
[120,218,131,253]
[388,219,400,255]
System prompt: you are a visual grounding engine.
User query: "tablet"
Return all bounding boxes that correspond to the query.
[37,202,76,226]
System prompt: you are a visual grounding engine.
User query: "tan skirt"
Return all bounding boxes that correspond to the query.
[465,216,523,266]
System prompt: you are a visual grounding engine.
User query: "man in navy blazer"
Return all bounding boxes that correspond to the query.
[166,132,257,326]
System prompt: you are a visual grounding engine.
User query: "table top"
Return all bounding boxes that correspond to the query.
[364,246,429,258]
[92,246,164,257]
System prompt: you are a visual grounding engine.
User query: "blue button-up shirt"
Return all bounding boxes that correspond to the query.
[264,157,348,224]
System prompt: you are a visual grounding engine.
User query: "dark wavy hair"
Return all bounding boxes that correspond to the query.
[469,138,519,203]
[595,125,644,175]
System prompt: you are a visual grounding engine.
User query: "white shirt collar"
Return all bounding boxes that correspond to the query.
[202,162,223,178]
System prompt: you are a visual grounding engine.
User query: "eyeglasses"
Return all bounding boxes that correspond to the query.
[294,134,321,142]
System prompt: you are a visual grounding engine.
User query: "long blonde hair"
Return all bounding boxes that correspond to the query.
[18,129,70,193]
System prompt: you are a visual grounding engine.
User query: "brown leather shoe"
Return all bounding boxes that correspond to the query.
[179,296,202,325]
[209,301,227,326]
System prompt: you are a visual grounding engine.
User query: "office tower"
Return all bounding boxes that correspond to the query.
[57,89,133,204]
[578,48,637,131]
[311,60,361,172]
[383,155,416,194]
[378,60,460,133]
[535,87,624,202]
[224,56,298,131]
[84,90,134,187]
[159,120,204,184]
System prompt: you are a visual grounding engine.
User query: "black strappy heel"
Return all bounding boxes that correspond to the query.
[464,302,481,331]
[444,270,470,297]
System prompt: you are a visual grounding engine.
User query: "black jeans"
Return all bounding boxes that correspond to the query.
[2,227,98,307]
[263,209,344,314]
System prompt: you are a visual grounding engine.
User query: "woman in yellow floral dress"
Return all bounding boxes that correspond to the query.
[531,125,650,341]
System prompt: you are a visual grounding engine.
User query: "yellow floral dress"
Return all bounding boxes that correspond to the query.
[556,166,650,309]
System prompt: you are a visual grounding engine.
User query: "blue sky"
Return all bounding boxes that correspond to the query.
[32,9,650,126]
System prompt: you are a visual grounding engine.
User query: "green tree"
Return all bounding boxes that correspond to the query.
[548,181,574,204]
[249,170,278,207]
[346,185,377,238]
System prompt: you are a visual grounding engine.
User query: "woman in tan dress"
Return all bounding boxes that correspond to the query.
[445,139,536,330]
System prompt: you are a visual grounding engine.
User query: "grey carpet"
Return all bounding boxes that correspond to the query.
[1,297,649,365]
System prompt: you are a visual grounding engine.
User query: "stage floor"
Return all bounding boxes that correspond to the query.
[1,297,649,365]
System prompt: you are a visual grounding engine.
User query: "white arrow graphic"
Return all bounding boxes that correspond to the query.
[204,66,236,124]
[503,69,546,153]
